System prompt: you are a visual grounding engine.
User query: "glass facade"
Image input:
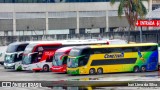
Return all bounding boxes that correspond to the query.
[0,0,112,3]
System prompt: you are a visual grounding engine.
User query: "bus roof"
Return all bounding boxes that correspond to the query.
[90,43,158,48]
[8,42,29,46]
[55,46,74,52]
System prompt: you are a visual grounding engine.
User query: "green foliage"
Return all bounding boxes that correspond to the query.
[110,0,147,29]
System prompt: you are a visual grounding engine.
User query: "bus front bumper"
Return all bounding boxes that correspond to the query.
[67,69,80,75]
[22,65,31,71]
[50,66,66,73]
[4,63,15,69]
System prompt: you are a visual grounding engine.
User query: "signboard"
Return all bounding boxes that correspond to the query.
[136,20,160,27]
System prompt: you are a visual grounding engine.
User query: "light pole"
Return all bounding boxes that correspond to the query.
[140,26,142,43]
[91,24,94,39]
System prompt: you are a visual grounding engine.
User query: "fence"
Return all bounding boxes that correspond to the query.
[0,30,160,46]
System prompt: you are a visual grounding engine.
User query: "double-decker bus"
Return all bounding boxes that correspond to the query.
[67,43,159,75]
[22,39,124,72]
[3,42,29,69]
[51,39,127,73]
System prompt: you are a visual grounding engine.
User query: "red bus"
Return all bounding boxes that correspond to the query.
[50,47,73,73]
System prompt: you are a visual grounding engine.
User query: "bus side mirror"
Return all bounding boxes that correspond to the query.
[61,55,68,61]
[17,51,23,58]
[27,52,38,57]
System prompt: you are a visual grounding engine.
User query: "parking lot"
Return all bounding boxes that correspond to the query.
[1,64,160,90]
[0,65,160,81]
[0,46,160,90]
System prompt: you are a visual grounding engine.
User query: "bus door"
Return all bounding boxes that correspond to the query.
[30,52,39,64]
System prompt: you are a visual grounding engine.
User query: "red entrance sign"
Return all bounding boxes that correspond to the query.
[136,20,160,27]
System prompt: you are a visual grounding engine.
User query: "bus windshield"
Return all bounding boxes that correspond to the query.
[6,45,17,53]
[69,49,81,57]
[6,44,28,53]
[67,48,91,68]
[23,44,36,53]
[4,54,15,63]
[22,55,31,65]
[67,58,78,68]
[52,52,65,66]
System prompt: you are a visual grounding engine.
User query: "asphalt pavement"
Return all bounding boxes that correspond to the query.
[0,65,160,90]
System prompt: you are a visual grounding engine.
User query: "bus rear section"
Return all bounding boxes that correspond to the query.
[4,42,29,70]
[51,47,73,73]
[22,43,62,72]
[67,43,159,75]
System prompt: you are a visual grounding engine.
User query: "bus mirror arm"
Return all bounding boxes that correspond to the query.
[17,51,23,58]
[27,52,38,57]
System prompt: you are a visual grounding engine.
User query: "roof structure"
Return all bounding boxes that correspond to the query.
[146,8,160,18]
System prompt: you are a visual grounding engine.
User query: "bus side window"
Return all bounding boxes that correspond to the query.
[81,48,91,55]
[122,47,135,52]
[79,48,91,66]
[31,53,38,63]
[62,56,68,64]
[141,46,157,52]
[17,44,28,52]
[93,48,105,54]
[109,48,123,53]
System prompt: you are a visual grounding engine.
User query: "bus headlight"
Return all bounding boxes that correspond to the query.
[81,70,83,73]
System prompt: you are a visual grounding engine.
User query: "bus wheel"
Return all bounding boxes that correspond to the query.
[133,66,139,73]
[89,68,95,75]
[43,65,49,72]
[141,66,146,72]
[97,68,103,74]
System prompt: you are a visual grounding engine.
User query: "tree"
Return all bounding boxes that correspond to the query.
[110,0,147,42]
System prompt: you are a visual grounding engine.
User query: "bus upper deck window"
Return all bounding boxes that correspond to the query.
[38,47,44,51]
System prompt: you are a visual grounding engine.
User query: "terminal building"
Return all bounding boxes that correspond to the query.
[0,0,151,37]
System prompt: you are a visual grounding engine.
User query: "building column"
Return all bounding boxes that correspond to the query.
[76,11,79,34]
[148,0,152,12]
[105,10,109,32]
[13,12,16,36]
[46,12,49,35]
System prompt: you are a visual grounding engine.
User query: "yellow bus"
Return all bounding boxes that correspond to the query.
[67,43,159,75]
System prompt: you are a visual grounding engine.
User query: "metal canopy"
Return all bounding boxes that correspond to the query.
[146,8,160,18]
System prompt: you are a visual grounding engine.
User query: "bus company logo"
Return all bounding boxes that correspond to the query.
[138,50,145,62]
[45,52,55,56]
[104,52,124,58]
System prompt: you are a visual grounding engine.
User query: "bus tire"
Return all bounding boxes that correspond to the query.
[43,65,49,72]
[97,68,103,74]
[133,66,139,73]
[141,66,146,72]
[89,68,96,75]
